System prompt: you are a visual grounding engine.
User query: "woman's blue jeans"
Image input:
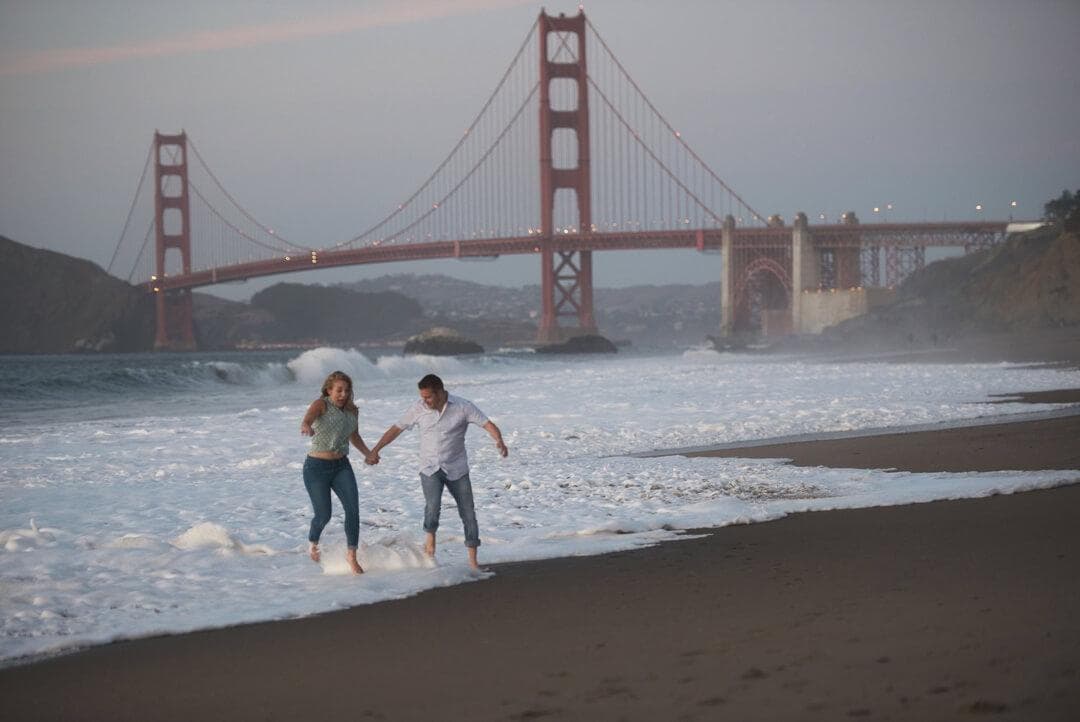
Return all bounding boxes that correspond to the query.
[420,470,480,548]
[303,456,359,549]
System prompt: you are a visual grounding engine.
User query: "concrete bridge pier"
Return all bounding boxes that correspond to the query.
[719,215,737,337]
[790,211,816,333]
[793,211,895,334]
[721,210,895,339]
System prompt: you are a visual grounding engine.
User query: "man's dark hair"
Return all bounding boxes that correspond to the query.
[418,374,444,391]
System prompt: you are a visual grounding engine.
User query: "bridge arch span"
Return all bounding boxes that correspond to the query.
[733,256,792,334]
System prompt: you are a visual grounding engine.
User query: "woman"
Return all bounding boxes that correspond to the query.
[300,370,371,574]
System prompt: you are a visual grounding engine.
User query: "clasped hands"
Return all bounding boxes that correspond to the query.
[364,450,380,466]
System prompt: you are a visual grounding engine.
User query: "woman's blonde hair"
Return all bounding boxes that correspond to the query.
[321,370,358,414]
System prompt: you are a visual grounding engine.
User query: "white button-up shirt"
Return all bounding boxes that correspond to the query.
[394,394,489,479]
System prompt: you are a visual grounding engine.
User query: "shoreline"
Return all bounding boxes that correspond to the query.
[676,389,1080,474]
[3,488,1077,720]
[682,411,1080,473]
[2,400,1080,719]
[634,404,1080,462]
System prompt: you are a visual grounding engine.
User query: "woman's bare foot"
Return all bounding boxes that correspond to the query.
[346,548,364,575]
[309,543,321,563]
[467,546,480,570]
[424,532,436,558]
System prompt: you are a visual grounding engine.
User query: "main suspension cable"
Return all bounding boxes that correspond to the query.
[107,139,153,276]
[330,21,539,249]
[586,18,765,223]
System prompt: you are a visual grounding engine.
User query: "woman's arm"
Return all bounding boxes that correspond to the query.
[349,430,371,457]
[300,399,325,436]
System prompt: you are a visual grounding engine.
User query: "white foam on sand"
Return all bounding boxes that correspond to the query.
[1,351,1079,665]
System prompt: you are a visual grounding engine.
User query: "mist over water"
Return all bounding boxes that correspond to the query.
[2,347,1079,665]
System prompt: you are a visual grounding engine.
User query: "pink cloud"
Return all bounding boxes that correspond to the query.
[0,0,534,76]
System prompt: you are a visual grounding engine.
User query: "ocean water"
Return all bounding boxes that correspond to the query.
[1,347,1078,666]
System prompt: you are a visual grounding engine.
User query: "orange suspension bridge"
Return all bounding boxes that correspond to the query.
[105,10,1013,350]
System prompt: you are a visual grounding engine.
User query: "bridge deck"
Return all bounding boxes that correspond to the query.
[148,222,1011,292]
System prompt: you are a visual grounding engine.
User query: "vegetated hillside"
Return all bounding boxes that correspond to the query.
[192,292,277,349]
[965,229,1080,328]
[341,274,538,346]
[596,282,721,343]
[824,227,1079,349]
[249,283,426,344]
[344,274,537,319]
[0,235,154,353]
[0,233,723,352]
[343,273,721,345]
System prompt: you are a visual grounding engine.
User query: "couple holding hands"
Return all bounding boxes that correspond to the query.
[300,371,508,574]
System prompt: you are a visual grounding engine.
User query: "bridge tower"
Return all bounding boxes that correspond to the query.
[537,10,597,344]
[152,131,196,350]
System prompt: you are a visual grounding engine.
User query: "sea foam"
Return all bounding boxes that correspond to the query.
[172,522,275,556]
[2,349,1079,665]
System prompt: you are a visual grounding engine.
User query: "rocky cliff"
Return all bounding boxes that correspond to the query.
[821,227,1079,350]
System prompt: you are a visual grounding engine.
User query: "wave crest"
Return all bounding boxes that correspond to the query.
[286,348,381,387]
[287,347,467,388]
[171,522,274,556]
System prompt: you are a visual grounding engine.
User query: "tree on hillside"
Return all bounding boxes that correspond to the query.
[1043,189,1080,232]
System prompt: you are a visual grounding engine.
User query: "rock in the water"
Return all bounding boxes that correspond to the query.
[403,327,484,356]
[535,334,617,354]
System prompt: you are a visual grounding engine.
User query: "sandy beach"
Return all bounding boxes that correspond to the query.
[2,396,1079,721]
[686,406,1080,473]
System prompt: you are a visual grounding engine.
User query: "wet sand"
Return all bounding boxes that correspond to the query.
[686,408,1080,473]
[2,403,1079,720]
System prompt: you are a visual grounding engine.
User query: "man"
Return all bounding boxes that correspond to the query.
[367,374,507,569]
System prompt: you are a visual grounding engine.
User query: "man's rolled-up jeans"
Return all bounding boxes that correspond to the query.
[420,469,480,548]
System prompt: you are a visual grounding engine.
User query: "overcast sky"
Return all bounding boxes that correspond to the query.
[2,0,1078,299]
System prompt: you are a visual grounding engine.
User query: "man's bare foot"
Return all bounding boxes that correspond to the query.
[346,549,364,575]
[309,543,320,563]
[424,533,436,558]
[467,547,479,570]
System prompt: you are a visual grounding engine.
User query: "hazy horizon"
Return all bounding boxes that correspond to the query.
[2,0,1078,301]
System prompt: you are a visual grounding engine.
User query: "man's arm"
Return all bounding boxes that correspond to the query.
[483,420,508,458]
[367,425,404,464]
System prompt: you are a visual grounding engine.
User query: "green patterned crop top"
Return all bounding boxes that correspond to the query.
[309,397,358,455]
